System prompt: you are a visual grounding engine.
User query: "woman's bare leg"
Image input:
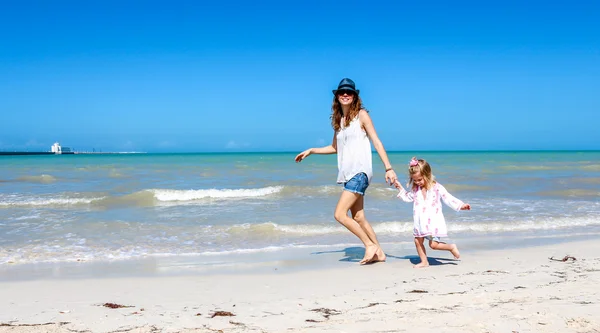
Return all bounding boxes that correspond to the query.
[414,237,429,268]
[350,195,386,262]
[334,190,380,264]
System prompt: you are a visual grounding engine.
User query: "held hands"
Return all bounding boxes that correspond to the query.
[385,169,397,186]
[294,149,312,163]
[392,179,403,190]
[460,203,471,211]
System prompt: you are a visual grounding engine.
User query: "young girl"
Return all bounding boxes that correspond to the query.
[394,157,471,268]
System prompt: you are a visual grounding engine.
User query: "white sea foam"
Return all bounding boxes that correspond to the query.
[218,217,600,237]
[0,242,378,264]
[2,217,599,265]
[229,217,600,236]
[0,195,102,207]
[152,186,283,201]
[0,186,284,209]
[377,217,600,233]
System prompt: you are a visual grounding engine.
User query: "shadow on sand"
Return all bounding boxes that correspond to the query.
[399,254,459,266]
[312,246,459,266]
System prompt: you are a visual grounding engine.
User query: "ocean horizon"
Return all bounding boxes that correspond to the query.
[2,148,600,154]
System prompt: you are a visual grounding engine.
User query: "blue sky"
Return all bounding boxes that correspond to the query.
[1,1,599,152]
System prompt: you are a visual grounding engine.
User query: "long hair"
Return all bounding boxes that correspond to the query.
[407,157,436,191]
[330,93,365,131]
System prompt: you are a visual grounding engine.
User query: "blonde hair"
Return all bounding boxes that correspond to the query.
[407,157,436,191]
[330,93,366,131]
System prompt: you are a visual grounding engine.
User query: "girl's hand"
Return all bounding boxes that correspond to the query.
[460,203,471,211]
[385,169,397,186]
[295,149,312,163]
[393,180,403,190]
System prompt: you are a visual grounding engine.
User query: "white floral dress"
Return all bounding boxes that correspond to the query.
[397,182,464,238]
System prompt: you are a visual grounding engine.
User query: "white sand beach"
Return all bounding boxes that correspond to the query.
[1,239,599,333]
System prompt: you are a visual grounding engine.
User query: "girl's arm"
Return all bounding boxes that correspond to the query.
[437,184,469,211]
[359,110,397,185]
[397,187,414,202]
[394,181,414,202]
[295,131,337,162]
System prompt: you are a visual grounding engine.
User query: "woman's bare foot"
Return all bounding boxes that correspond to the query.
[450,245,460,259]
[413,261,429,268]
[360,244,379,265]
[371,247,387,263]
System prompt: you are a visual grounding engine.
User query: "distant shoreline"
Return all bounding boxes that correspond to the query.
[0,152,146,156]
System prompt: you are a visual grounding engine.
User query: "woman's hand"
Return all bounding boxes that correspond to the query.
[385,169,397,186]
[295,149,312,163]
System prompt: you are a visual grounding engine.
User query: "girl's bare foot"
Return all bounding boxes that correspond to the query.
[360,244,379,265]
[451,245,460,259]
[413,262,429,268]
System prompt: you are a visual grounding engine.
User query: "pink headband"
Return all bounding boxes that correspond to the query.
[409,158,419,167]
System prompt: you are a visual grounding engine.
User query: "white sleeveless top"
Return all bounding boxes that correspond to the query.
[336,115,373,184]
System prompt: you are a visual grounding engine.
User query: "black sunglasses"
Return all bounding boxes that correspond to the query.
[336,90,356,96]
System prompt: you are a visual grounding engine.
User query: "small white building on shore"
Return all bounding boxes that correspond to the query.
[51,142,62,154]
[51,142,73,154]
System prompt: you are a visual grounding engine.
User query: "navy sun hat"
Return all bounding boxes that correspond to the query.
[332,78,360,95]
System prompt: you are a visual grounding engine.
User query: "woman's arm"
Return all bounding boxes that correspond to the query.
[359,110,397,185]
[295,131,337,162]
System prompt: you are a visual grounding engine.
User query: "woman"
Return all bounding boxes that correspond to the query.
[295,78,397,264]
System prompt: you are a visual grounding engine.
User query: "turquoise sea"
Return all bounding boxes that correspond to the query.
[1,151,599,278]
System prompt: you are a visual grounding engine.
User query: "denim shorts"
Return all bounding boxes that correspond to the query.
[343,172,369,196]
